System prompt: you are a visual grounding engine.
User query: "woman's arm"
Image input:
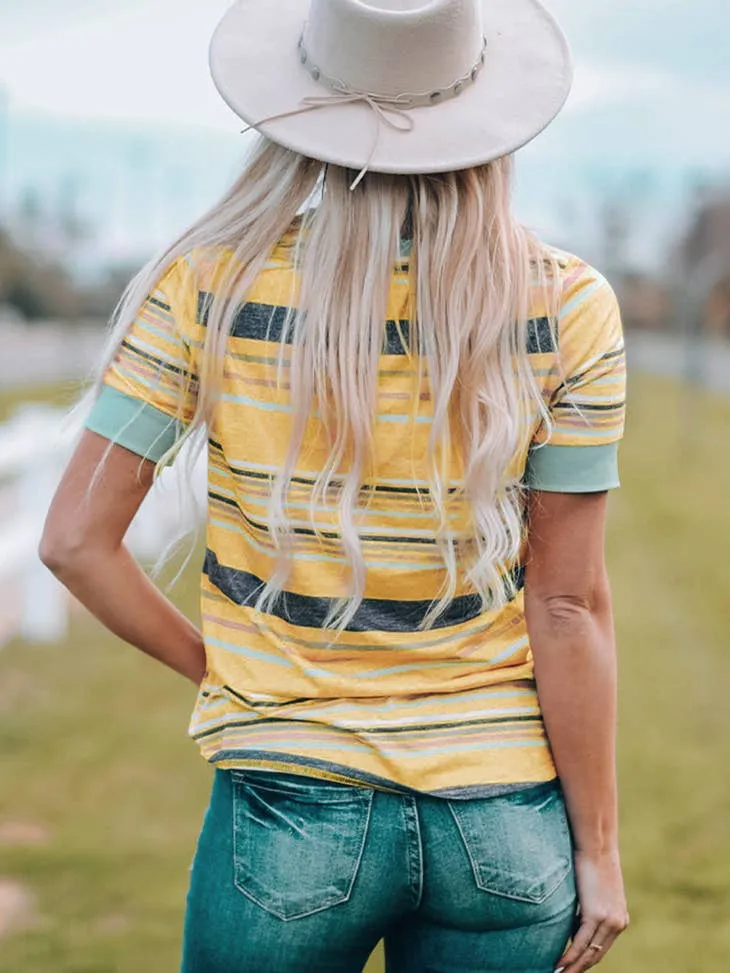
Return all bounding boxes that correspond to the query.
[39,429,206,685]
[525,489,629,972]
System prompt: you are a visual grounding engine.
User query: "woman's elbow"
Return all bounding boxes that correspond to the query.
[527,578,613,636]
[39,522,92,576]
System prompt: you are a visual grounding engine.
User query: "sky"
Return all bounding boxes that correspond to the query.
[0,1,728,268]
[0,0,728,147]
[0,1,235,130]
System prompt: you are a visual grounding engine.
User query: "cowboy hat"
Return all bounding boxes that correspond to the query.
[210,0,572,180]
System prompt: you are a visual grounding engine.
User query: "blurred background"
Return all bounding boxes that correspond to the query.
[0,1,728,970]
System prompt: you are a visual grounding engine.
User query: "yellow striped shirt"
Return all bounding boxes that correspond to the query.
[86,230,626,798]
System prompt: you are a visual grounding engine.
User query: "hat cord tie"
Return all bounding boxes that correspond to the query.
[241,32,488,191]
[242,86,415,191]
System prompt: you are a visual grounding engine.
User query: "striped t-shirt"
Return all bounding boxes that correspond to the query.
[86,228,626,799]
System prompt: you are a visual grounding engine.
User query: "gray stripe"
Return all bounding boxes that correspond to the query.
[198,294,557,356]
[204,549,524,633]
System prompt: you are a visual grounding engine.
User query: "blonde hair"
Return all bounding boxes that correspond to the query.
[94,136,560,632]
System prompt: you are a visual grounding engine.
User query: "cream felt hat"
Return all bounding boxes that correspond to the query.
[210,0,572,183]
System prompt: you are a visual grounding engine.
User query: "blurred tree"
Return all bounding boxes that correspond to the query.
[0,228,84,321]
[600,196,632,285]
[57,174,91,250]
[80,263,139,321]
[617,271,671,332]
[17,186,44,246]
[677,191,730,338]
[679,194,730,269]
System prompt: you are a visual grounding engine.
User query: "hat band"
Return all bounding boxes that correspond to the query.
[298,31,489,108]
[242,31,488,191]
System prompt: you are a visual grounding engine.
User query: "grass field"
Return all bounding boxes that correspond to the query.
[1,375,729,972]
[0,381,87,424]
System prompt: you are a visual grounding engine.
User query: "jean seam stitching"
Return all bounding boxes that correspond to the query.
[412,798,424,910]
[447,801,482,891]
[402,797,422,910]
[345,788,375,903]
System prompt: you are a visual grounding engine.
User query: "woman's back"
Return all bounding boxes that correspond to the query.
[88,212,625,796]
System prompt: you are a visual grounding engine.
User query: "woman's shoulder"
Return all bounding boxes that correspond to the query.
[546,245,617,307]
[528,243,615,337]
[174,246,239,293]
[532,243,619,332]
[539,245,623,359]
[176,221,303,294]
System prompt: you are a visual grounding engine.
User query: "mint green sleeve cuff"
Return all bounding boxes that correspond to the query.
[85,386,182,463]
[524,442,621,493]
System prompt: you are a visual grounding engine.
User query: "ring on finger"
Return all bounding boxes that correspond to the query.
[588,943,604,952]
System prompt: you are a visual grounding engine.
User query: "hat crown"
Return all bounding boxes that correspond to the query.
[304,0,485,97]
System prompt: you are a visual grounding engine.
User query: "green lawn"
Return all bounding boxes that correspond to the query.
[0,381,88,424]
[1,375,729,972]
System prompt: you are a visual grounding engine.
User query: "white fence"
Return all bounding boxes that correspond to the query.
[0,405,206,649]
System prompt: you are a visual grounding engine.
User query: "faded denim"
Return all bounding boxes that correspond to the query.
[182,770,578,973]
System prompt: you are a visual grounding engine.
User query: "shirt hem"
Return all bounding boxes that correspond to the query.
[525,442,621,493]
[85,384,181,463]
[204,749,557,800]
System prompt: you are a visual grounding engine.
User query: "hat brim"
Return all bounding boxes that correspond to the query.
[209,0,573,174]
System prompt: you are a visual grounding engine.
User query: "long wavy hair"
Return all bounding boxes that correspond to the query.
[91,136,560,632]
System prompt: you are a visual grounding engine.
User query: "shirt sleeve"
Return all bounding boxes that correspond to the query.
[524,263,627,493]
[85,257,199,463]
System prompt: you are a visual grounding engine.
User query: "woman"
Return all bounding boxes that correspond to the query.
[40,0,629,971]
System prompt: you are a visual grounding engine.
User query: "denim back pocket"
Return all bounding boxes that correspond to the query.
[448,780,573,904]
[231,771,374,921]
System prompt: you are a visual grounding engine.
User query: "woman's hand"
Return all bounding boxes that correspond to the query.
[555,849,629,973]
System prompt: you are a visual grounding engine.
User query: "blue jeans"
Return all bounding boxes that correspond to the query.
[182,770,578,973]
